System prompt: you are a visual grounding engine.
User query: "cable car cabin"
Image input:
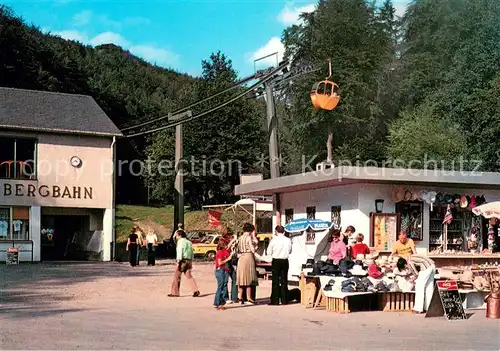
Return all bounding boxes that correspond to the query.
[310,80,340,111]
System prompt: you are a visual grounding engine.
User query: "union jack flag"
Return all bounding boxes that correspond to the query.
[443,205,453,225]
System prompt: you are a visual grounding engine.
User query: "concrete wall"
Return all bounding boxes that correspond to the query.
[278,184,361,229]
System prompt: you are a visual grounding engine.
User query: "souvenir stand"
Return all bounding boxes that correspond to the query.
[291,217,417,313]
[384,189,500,310]
[285,218,333,308]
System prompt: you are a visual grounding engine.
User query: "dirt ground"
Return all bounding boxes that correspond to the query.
[1,261,499,350]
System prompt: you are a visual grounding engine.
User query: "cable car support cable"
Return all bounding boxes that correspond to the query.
[125,61,288,138]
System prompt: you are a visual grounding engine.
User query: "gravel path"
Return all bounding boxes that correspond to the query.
[1,261,499,350]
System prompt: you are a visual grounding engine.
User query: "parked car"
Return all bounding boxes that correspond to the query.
[192,234,221,260]
[187,230,218,244]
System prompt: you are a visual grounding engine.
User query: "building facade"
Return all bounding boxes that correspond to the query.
[0,87,121,262]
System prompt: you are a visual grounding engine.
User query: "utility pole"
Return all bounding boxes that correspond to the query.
[264,81,281,226]
[169,111,192,235]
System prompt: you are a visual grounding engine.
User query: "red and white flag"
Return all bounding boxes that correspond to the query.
[443,205,453,225]
[208,210,222,226]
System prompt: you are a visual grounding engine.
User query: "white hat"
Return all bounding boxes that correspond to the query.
[350,265,368,276]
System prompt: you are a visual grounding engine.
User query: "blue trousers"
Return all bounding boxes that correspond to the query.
[214,269,229,307]
[223,268,238,302]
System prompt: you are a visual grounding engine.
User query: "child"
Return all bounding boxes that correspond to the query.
[350,233,370,258]
[214,241,232,310]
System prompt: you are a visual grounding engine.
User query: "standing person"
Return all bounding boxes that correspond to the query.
[168,230,200,297]
[214,241,232,310]
[145,228,158,266]
[341,225,356,245]
[268,225,292,305]
[221,227,238,304]
[236,223,258,305]
[390,231,416,259]
[126,227,139,267]
[136,228,144,265]
[328,229,347,264]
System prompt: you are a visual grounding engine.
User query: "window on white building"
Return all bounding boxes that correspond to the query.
[0,206,30,240]
[285,209,294,224]
[331,206,341,228]
[306,206,316,219]
[0,137,37,179]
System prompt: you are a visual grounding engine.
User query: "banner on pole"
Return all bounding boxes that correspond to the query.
[208,210,222,226]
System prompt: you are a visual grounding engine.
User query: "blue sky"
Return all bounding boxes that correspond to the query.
[5,0,410,78]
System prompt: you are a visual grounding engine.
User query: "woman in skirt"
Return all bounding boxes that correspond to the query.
[236,223,258,305]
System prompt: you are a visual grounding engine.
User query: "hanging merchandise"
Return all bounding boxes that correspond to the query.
[443,204,453,225]
[488,226,496,252]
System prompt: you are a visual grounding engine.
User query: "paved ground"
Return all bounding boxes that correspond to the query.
[1,261,499,350]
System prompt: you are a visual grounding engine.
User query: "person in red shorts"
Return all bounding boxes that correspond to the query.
[350,233,370,258]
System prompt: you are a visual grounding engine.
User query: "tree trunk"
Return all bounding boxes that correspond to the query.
[326,131,333,164]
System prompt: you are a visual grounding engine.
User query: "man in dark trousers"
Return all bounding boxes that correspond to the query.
[267,225,292,305]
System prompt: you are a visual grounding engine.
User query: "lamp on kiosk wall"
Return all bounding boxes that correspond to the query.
[375,199,384,213]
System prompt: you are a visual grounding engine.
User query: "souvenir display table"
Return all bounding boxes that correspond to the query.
[436,264,500,309]
[379,291,415,312]
[428,253,500,268]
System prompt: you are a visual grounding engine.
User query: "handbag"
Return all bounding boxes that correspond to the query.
[230,252,238,266]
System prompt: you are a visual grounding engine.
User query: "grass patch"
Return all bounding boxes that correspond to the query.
[115,205,215,244]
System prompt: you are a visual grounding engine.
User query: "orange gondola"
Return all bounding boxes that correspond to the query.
[310,59,340,111]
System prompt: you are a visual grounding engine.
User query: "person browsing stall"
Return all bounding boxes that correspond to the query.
[390,231,416,259]
[350,233,370,258]
[328,229,347,264]
[267,225,292,305]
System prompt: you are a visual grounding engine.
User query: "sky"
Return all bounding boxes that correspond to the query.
[5,0,410,78]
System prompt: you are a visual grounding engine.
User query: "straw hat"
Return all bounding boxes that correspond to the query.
[364,258,375,265]
[396,187,405,202]
[410,190,418,201]
[350,265,368,276]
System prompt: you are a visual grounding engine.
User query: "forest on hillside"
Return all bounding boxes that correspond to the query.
[1,0,500,208]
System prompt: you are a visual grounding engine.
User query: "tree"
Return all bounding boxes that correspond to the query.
[386,103,470,170]
[280,0,396,169]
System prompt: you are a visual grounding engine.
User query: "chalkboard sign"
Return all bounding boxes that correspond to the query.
[426,280,466,320]
[6,247,19,265]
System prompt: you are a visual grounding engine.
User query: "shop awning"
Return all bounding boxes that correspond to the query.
[235,166,500,196]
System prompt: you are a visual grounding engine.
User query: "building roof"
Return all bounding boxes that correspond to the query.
[0,87,122,137]
[235,166,500,196]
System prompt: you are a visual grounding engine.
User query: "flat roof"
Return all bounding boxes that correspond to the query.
[234,166,500,196]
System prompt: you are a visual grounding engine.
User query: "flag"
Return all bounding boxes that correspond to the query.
[443,205,453,225]
[208,210,222,226]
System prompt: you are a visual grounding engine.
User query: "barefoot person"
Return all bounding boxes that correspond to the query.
[168,229,200,297]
